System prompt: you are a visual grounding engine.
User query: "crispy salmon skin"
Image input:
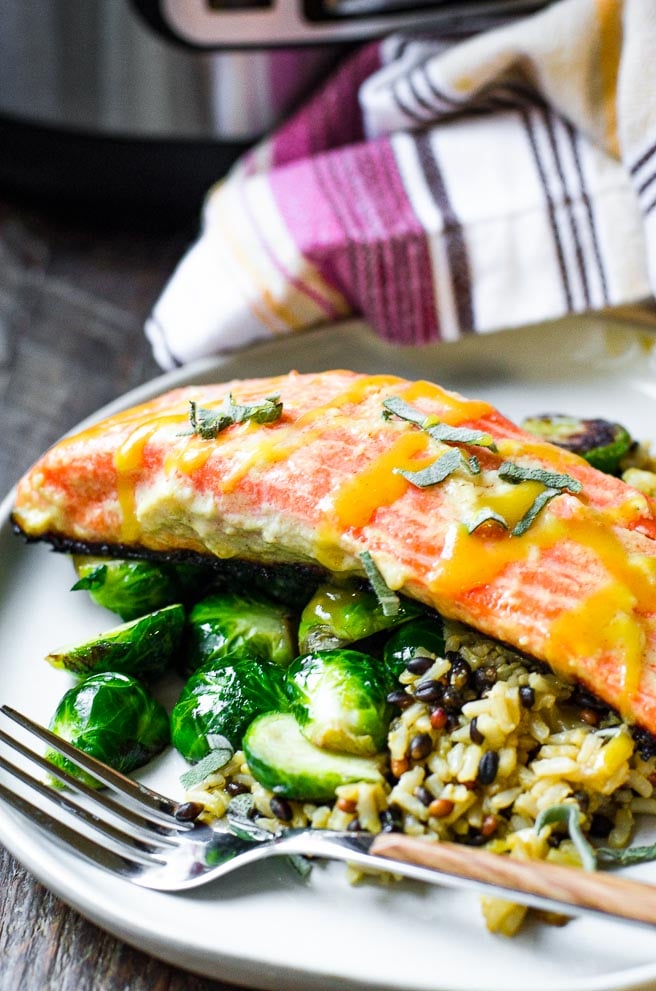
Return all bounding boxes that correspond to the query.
[12,368,656,731]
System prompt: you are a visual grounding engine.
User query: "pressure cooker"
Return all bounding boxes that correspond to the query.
[0,0,540,217]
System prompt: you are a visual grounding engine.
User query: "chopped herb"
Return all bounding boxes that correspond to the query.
[467,509,509,534]
[227,792,256,821]
[425,423,496,450]
[382,397,496,450]
[359,551,400,618]
[596,842,656,868]
[498,461,582,494]
[180,747,234,789]
[382,397,427,427]
[466,454,481,475]
[535,803,596,871]
[189,393,283,439]
[394,447,463,488]
[511,487,560,537]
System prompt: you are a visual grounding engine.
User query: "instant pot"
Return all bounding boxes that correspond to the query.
[0,0,540,218]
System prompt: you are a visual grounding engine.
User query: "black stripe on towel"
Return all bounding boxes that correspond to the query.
[415,132,474,334]
[540,108,591,308]
[566,123,609,306]
[520,106,574,311]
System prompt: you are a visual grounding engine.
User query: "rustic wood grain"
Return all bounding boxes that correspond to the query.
[0,197,251,991]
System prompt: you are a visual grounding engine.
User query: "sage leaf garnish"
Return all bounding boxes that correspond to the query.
[189,393,283,439]
[382,397,496,450]
[467,508,509,534]
[511,487,560,537]
[394,447,463,488]
[596,843,656,868]
[498,461,582,494]
[382,397,427,427]
[535,803,597,871]
[360,550,400,617]
[180,747,234,790]
[425,423,496,450]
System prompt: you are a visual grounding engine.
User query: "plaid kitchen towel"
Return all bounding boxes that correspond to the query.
[145,0,655,369]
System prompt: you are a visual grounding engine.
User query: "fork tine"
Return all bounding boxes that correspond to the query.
[0,747,171,861]
[0,725,185,839]
[1,705,181,820]
[0,777,150,878]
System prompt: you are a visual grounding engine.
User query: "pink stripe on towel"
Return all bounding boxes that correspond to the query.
[271,137,439,343]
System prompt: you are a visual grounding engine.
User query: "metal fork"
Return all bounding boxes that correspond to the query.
[3,703,656,931]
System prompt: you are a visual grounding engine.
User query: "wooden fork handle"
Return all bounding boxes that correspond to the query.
[371,833,656,926]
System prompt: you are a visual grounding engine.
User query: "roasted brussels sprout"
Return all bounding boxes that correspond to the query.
[243,711,383,801]
[183,592,297,674]
[72,556,211,620]
[298,583,423,654]
[285,648,393,755]
[383,616,446,680]
[45,604,185,681]
[171,654,289,761]
[521,413,633,475]
[47,671,170,787]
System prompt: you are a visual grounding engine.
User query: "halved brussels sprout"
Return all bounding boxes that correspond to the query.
[521,413,633,475]
[183,592,297,674]
[383,616,446,680]
[45,603,185,681]
[298,583,423,654]
[285,648,393,756]
[72,556,213,620]
[243,711,383,801]
[171,654,289,762]
[47,671,170,787]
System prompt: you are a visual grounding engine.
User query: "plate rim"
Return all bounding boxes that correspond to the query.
[4,317,656,991]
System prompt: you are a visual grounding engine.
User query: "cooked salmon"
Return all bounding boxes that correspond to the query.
[12,369,656,732]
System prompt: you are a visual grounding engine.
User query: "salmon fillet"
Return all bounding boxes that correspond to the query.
[12,369,656,732]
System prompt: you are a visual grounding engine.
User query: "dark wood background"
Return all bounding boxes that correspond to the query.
[0,194,249,991]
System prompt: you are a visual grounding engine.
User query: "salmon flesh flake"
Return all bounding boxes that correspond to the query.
[12,369,656,732]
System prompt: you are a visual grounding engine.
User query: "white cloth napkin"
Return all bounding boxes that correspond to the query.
[146,0,654,370]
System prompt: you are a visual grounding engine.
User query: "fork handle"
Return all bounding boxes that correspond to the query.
[371,833,656,926]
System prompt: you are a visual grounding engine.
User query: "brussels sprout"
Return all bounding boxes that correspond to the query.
[45,604,185,681]
[383,616,446,680]
[243,711,383,801]
[183,592,297,674]
[72,556,212,620]
[47,671,170,787]
[285,648,393,755]
[298,583,423,654]
[171,654,289,761]
[521,413,633,475]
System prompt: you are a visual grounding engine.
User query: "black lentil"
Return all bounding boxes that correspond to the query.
[440,686,463,711]
[409,732,433,761]
[477,750,499,785]
[414,679,444,703]
[269,796,293,822]
[415,785,433,807]
[174,801,204,822]
[387,689,414,709]
[519,685,535,709]
[225,781,249,797]
[472,666,497,696]
[406,652,435,675]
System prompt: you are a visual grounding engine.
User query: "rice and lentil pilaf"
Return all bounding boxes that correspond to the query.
[186,616,656,936]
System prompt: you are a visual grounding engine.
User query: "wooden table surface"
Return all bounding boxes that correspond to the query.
[0,195,249,991]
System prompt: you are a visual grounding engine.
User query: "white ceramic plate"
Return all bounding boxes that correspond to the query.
[4,316,656,991]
